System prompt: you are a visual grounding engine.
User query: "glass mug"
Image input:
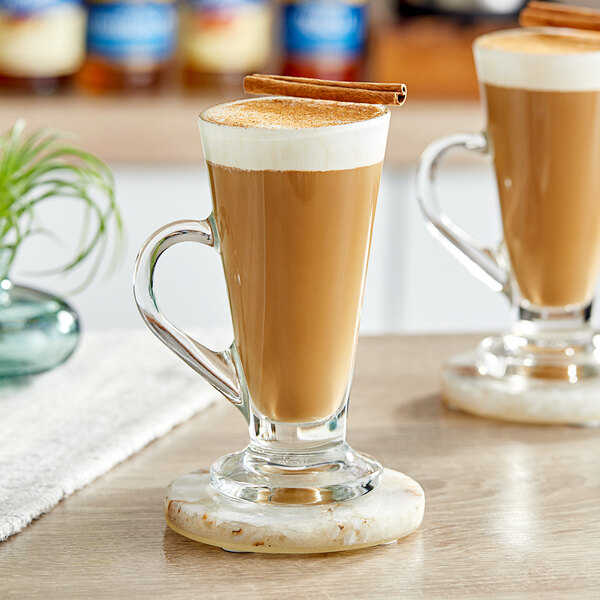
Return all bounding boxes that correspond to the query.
[417,27,600,382]
[134,97,390,504]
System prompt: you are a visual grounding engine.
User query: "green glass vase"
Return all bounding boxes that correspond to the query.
[0,278,80,377]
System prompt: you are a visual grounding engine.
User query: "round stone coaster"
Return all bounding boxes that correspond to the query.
[165,468,424,554]
[443,351,600,426]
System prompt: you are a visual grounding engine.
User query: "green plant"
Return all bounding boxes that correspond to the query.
[0,119,123,292]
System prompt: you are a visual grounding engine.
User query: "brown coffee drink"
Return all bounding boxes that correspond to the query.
[476,30,600,307]
[200,97,389,423]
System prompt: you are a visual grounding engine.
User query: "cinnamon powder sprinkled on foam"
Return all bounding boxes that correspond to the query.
[479,30,600,54]
[202,97,386,129]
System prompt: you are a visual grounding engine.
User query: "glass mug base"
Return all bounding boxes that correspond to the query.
[478,303,600,381]
[210,442,383,505]
[477,331,600,381]
[210,408,383,505]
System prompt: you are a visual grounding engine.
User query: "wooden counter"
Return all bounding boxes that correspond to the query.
[0,93,483,165]
[3,334,598,598]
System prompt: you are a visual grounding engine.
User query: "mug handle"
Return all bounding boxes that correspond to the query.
[416,132,509,295]
[133,217,248,418]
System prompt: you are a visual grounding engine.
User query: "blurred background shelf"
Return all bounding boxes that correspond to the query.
[0,92,483,165]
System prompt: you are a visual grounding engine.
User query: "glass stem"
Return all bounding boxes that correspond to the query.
[512,301,593,345]
[247,403,348,467]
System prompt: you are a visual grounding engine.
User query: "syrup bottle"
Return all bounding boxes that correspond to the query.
[77,0,178,92]
[280,0,369,81]
[0,0,86,94]
[181,0,272,90]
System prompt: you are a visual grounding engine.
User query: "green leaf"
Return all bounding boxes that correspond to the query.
[0,120,123,290]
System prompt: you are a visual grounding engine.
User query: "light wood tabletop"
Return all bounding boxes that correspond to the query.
[2,335,599,599]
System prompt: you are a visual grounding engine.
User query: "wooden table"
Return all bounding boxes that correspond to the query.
[2,335,599,598]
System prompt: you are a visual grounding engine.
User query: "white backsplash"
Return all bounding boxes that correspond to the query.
[11,162,539,335]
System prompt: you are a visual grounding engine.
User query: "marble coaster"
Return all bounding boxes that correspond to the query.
[443,351,600,426]
[165,468,424,554]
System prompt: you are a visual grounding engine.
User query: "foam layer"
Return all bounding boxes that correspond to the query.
[202,97,386,129]
[198,97,390,171]
[474,27,600,91]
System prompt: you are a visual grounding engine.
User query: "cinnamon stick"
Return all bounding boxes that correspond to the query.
[519,1,600,31]
[243,74,407,106]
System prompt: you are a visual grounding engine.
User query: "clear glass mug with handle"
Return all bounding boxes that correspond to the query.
[134,97,391,503]
[416,27,600,424]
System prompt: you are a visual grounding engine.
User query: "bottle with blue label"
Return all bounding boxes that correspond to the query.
[281,0,369,81]
[77,0,178,92]
[0,0,86,92]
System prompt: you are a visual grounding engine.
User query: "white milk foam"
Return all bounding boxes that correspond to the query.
[198,97,390,172]
[474,28,600,92]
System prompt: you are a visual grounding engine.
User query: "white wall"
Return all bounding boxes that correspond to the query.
[13,162,514,335]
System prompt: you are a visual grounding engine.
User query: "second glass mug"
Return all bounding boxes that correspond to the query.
[134,98,391,504]
[417,27,600,382]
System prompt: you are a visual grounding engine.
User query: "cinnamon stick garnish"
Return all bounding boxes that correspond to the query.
[520,1,600,31]
[243,74,407,106]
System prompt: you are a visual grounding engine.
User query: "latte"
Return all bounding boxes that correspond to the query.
[475,29,600,307]
[199,97,389,422]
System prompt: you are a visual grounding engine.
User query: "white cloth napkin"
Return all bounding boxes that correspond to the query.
[0,330,220,541]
